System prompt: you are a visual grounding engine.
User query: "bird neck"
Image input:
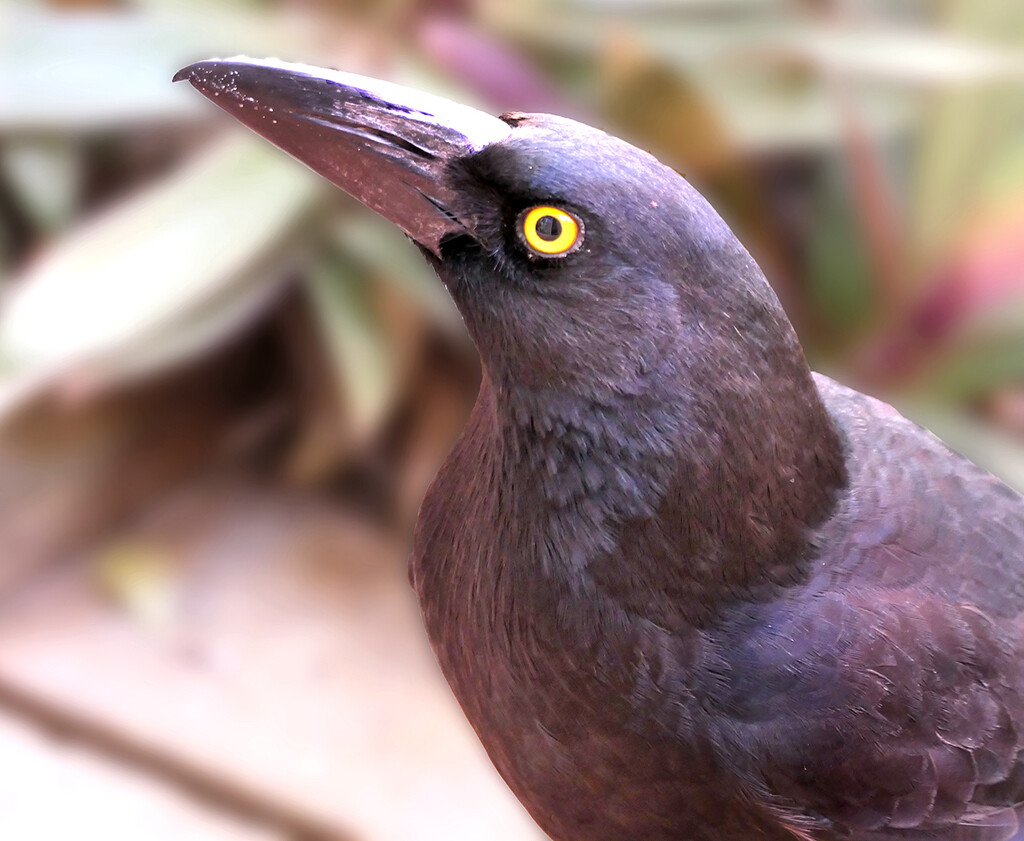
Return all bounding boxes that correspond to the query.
[484,333,847,626]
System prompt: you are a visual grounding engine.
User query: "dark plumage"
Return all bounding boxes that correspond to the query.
[176,58,1024,841]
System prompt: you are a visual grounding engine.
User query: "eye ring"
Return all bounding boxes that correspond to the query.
[518,206,583,257]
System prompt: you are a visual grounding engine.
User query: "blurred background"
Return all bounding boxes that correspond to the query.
[1,0,1023,838]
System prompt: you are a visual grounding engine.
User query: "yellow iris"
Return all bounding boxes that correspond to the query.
[520,206,582,256]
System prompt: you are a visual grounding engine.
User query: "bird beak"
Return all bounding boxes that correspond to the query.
[174,57,511,256]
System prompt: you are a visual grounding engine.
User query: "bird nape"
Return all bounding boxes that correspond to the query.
[176,58,1024,841]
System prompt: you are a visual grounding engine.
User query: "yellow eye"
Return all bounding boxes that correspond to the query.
[519,206,583,257]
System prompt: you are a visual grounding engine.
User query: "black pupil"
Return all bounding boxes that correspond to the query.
[535,215,562,241]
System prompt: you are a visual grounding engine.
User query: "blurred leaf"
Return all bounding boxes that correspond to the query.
[929,192,1024,335]
[976,138,1024,210]
[306,252,396,444]
[492,2,1024,83]
[890,289,1024,402]
[0,133,328,421]
[908,81,1024,283]
[418,16,575,116]
[903,0,1024,291]
[568,0,773,9]
[861,165,1024,392]
[0,138,84,233]
[695,71,915,156]
[806,156,875,343]
[598,31,735,171]
[0,7,315,132]
[484,2,1024,153]
[788,26,1024,84]
[331,215,464,337]
[942,0,1024,46]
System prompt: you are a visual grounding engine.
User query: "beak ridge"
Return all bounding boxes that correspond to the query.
[175,57,511,255]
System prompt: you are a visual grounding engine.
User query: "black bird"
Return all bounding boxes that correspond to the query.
[175,58,1024,841]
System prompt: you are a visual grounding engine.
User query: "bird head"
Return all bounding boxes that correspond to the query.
[175,58,849,607]
[174,58,801,406]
